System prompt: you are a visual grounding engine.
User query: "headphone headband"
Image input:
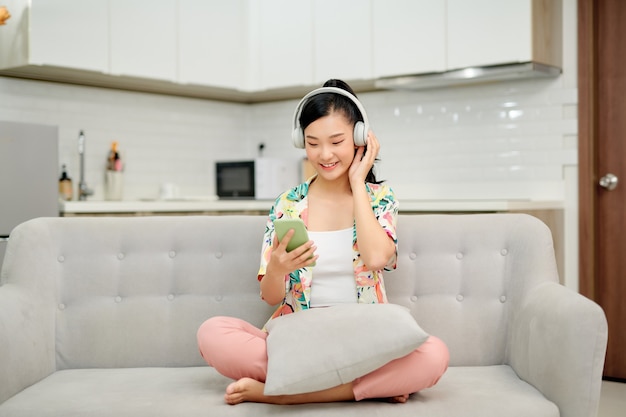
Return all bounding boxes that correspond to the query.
[291,87,370,148]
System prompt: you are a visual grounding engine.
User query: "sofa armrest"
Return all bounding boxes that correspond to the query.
[0,283,55,404]
[507,282,608,417]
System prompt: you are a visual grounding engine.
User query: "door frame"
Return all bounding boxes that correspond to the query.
[577,0,597,300]
[577,0,626,381]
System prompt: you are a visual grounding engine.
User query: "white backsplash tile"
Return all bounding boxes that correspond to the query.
[0,74,576,201]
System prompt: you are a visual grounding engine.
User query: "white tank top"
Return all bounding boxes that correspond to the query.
[308,228,357,308]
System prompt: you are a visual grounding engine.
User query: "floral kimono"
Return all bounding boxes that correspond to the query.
[257,176,399,322]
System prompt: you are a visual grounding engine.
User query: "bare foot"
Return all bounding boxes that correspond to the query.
[225,377,272,405]
[387,394,410,403]
[224,378,356,405]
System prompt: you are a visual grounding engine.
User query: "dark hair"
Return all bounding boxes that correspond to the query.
[299,79,382,184]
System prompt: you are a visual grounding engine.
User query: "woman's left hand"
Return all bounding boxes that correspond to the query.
[349,130,379,185]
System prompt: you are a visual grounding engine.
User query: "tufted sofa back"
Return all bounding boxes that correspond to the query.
[1,213,558,370]
[390,214,559,366]
[2,215,274,370]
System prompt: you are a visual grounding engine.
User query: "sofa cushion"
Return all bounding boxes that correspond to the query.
[263,303,429,395]
[0,366,558,417]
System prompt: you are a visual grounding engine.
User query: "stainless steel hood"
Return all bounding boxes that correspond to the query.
[374,62,561,90]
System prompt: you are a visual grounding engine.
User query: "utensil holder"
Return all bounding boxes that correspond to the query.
[105,171,124,201]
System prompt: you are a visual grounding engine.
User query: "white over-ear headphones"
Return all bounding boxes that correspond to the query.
[292,86,370,149]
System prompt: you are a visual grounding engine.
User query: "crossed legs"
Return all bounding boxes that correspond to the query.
[197,316,449,405]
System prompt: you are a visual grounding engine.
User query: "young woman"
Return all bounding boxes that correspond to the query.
[197,79,449,405]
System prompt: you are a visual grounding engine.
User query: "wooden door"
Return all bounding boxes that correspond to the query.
[578,0,626,381]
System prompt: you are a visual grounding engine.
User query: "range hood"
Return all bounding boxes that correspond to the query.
[374,62,561,91]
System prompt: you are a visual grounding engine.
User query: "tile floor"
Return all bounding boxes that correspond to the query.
[598,380,626,417]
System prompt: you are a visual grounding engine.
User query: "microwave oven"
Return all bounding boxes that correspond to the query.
[215,158,299,200]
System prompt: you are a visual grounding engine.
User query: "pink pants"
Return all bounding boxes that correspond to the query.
[197,316,449,401]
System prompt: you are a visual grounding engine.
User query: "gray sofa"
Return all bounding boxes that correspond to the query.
[0,214,607,417]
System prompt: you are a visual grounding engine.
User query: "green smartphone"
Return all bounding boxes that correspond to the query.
[273,218,316,266]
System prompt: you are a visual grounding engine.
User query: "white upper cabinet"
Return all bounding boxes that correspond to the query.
[313,0,373,84]
[29,0,109,73]
[447,0,561,70]
[0,0,562,99]
[109,0,178,82]
[372,0,446,78]
[252,0,314,91]
[178,0,246,90]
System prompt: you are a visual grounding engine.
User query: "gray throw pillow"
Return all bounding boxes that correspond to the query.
[264,303,429,395]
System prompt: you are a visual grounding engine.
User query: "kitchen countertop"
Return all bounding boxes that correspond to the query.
[59,198,564,215]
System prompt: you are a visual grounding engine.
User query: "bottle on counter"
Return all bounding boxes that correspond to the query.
[105,141,124,201]
[58,164,73,201]
[107,141,123,172]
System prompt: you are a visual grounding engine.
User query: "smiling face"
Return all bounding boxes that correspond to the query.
[304,111,356,182]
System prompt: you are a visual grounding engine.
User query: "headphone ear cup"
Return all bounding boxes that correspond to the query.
[292,128,305,149]
[353,121,367,147]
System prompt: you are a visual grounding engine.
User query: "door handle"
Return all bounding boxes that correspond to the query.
[599,173,618,190]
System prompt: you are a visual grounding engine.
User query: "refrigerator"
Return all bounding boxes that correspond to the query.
[0,121,59,268]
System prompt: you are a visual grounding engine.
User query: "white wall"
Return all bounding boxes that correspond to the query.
[249,77,577,201]
[0,71,576,201]
[0,78,250,199]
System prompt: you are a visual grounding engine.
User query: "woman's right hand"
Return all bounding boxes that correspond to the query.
[260,230,317,305]
[267,229,317,276]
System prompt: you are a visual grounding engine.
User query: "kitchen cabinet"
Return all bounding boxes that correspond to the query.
[29,0,109,73]
[251,0,314,90]
[178,0,247,90]
[313,0,373,84]
[372,0,446,78]
[109,0,178,82]
[0,0,562,101]
[447,0,562,70]
[0,0,108,73]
